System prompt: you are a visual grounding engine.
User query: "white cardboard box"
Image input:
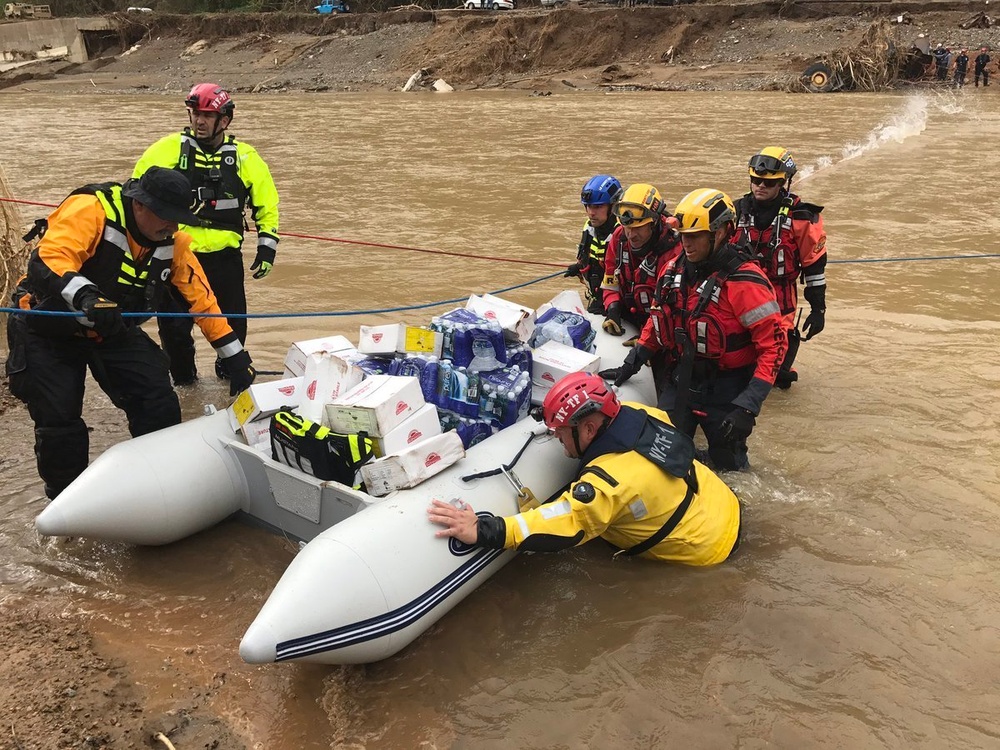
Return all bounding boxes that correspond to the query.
[298,351,366,425]
[325,374,425,437]
[534,290,588,320]
[282,335,355,378]
[358,324,443,357]
[241,416,273,454]
[228,376,303,430]
[531,340,601,390]
[466,293,536,342]
[360,430,466,497]
[375,402,442,457]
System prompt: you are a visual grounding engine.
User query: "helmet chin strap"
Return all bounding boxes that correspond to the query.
[189,111,227,148]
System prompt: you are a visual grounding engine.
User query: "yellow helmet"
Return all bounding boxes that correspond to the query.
[673,189,736,234]
[748,146,797,181]
[612,183,664,228]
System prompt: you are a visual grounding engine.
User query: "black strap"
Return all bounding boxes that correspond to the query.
[460,431,535,482]
[618,468,698,558]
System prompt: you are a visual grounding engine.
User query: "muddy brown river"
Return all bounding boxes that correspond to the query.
[1,90,999,748]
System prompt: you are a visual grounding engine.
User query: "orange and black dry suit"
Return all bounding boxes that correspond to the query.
[636,242,786,470]
[472,403,741,565]
[734,191,826,378]
[573,216,617,312]
[601,215,682,331]
[5,183,243,499]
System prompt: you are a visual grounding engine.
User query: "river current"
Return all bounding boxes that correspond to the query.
[1,90,998,748]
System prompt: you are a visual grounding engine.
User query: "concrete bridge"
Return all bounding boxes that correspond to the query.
[0,16,113,70]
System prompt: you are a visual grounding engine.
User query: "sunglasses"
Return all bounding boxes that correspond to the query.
[750,176,784,187]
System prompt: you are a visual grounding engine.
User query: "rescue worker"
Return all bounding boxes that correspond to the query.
[932,44,951,81]
[954,49,970,87]
[974,47,991,87]
[134,83,279,385]
[600,183,681,340]
[600,189,786,472]
[427,372,741,565]
[563,174,622,314]
[4,167,256,500]
[734,147,826,389]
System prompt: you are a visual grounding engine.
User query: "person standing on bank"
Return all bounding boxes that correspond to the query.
[974,47,991,87]
[563,174,622,315]
[601,189,786,472]
[953,49,970,87]
[5,168,256,500]
[134,83,279,385]
[428,373,742,566]
[734,147,827,390]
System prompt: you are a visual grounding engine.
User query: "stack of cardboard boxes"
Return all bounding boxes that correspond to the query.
[227,291,607,497]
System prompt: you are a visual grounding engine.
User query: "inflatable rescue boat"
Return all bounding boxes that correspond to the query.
[35,301,655,664]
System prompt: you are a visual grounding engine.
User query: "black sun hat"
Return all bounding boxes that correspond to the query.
[122,167,200,225]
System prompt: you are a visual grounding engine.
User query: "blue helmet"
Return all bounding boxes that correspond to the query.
[580,175,623,207]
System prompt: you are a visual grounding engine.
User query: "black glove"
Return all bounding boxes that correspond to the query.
[720,407,756,442]
[802,284,826,340]
[564,262,585,279]
[250,245,276,280]
[802,307,825,340]
[598,344,650,387]
[76,287,125,338]
[220,350,256,396]
[602,303,624,336]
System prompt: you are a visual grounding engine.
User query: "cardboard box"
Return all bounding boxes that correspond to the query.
[535,290,588,320]
[282,335,355,378]
[360,430,466,497]
[358,324,443,358]
[466,293,536,343]
[228,377,303,430]
[375,402,442,457]
[298,352,366,425]
[531,340,601,390]
[324,375,425,437]
[240,416,273,454]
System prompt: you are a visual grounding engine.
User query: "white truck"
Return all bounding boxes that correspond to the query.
[3,3,53,18]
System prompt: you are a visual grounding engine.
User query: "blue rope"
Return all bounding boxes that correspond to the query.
[0,270,565,319]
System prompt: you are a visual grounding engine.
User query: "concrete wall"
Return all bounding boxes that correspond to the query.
[0,17,110,63]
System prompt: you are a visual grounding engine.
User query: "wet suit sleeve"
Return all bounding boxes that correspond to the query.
[28,195,105,309]
[726,266,786,414]
[792,209,827,291]
[499,472,620,553]
[239,143,280,253]
[170,233,243,357]
[637,315,662,352]
[133,133,183,177]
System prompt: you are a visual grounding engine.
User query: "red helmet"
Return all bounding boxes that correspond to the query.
[542,372,621,429]
[185,83,234,118]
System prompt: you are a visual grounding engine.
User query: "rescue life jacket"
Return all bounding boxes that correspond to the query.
[18,183,174,334]
[654,246,770,373]
[581,404,698,557]
[735,193,822,316]
[580,218,615,267]
[179,129,248,235]
[603,219,681,319]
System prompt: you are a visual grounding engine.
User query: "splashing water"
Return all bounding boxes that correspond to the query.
[795,95,931,184]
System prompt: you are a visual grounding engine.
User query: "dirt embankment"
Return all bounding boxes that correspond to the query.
[4,1,1000,94]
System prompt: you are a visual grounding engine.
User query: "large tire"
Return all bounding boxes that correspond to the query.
[801,62,836,93]
[492,2,500,8]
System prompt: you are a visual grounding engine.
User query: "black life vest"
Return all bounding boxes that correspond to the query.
[178,130,247,234]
